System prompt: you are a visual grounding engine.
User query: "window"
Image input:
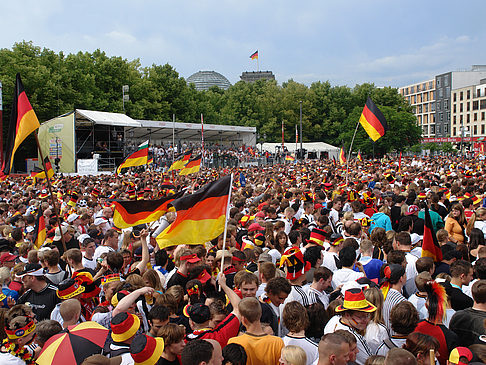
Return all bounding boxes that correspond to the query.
[446,87,451,95]
[453,127,456,135]
[475,113,478,121]
[454,93,457,102]
[424,114,428,123]
[453,115,456,124]
[444,76,449,87]
[467,114,470,123]
[482,124,485,134]
[478,89,481,98]
[417,84,421,92]
[447,112,450,121]
[431,125,436,134]
[411,86,415,93]
[432,91,436,99]
[438,125,442,134]
[436,79,440,87]
[445,124,449,133]
[437,101,441,110]
[429,81,433,89]
[425,104,428,112]
[481,100,486,109]
[460,91,464,101]
[460,103,463,112]
[467,90,471,99]
[418,105,422,113]
[454,104,457,113]
[473,101,479,110]
[431,102,435,112]
[440,113,443,122]
[444,100,449,110]
[438,88,444,98]
[474,125,478,135]
[467,102,470,111]
[460,115,463,123]
[483,112,485,121]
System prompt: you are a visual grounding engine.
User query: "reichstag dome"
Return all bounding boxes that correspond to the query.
[186,71,232,91]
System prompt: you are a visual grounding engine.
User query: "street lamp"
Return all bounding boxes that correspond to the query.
[299,101,303,159]
[122,85,129,113]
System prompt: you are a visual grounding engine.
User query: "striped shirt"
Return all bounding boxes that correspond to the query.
[383,289,407,332]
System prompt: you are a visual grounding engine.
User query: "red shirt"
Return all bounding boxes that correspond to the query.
[415,320,457,365]
[186,313,240,348]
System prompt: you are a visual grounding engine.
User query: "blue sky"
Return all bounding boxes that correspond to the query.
[1,0,485,88]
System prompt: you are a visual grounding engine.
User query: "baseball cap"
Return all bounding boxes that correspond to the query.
[180,253,201,264]
[248,223,264,232]
[67,213,80,223]
[405,205,419,215]
[449,347,473,365]
[0,252,18,264]
[258,252,273,263]
[53,226,68,241]
[17,263,44,278]
[185,303,211,324]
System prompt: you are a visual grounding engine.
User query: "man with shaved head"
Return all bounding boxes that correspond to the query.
[317,332,350,365]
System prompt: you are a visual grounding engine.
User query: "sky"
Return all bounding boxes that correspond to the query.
[1,0,485,88]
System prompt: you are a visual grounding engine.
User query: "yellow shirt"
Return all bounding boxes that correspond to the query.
[228,333,284,365]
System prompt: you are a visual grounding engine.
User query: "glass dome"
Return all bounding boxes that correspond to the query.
[186,71,231,91]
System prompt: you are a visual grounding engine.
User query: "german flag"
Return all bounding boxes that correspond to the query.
[1,74,41,176]
[357,151,363,162]
[156,175,231,248]
[285,155,295,161]
[116,140,148,174]
[422,205,442,262]
[250,50,258,60]
[168,150,192,171]
[339,146,346,165]
[112,191,183,228]
[31,156,54,180]
[33,208,46,249]
[179,154,202,176]
[359,97,388,142]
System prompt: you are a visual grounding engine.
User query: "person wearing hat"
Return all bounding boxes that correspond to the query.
[93,228,119,262]
[323,288,377,365]
[0,252,18,270]
[321,233,344,272]
[17,263,60,321]
[166,249,201,291]
[130,334,164,365]
[52,225,79,255]
[50,277,88,325]
[448,347,473,365]
[106,311,141,362]
[0,315,37,364]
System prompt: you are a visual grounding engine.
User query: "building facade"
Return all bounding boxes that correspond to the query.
[398,80,435,138]
[240,71,275,82]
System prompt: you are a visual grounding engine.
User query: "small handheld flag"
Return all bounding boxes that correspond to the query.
[422,205,442,262]
[339,146,346,165]
[357,151,363,162]
[285,155,295,162]
[359,97,388,142]
[179,154,202,176]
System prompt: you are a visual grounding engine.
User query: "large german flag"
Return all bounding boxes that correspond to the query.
[1,74,41,176]
[168,150,192,171]
[116,140,148,174]
[112,191,183,228]
[179,154,201,175]
[31,156,54,180]
[156,175,231,248]
[422,205,443,262]
[359,97,388,142]
[33,208,46,249]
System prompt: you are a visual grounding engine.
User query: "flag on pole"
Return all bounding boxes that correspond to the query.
[179,154,202,176]
[285,155,295,161]
[359,97,388,142]
[112,191,183,228]
[168,150,192,171]
[33,209,46,249]
[398,151,402,172]
[250,50,258,60]
[116,140,149,174]
[422,206,443,262]
[339,146,346,165]
[31,156,54,180]
[295,125,298,144]
[357,151,363,162]
[1,74,41,176]
[156,175,231,248]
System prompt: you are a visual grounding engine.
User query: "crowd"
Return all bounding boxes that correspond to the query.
[0,155,485,365]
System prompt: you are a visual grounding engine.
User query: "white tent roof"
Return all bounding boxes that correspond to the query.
[262,142,339,153]
[75,109,141,127]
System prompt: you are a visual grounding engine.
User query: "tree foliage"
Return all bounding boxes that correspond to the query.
[0,41,421,159]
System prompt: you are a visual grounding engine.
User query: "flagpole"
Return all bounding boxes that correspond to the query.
[35,133,67,252]
[172,114,175,181]
[201,113,204,168]
[346,120,361,184]
[219,173,234,288]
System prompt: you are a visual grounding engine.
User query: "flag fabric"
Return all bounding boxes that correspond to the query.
[295,125,298,144]
[179,154,202,176]
[168,150,192,171]
[250,50,258,60]
[156,175,231,248]
[31,156,54,180]
[147,157,153,165]
[1,74,41,176]
[285,155,295,161]
[33,209,46,249]
[398,151,402,172]
[422,206,443,262]
[117,140,149,174]
[339,146,346,165]
[359,97,388,142]
[112,191,183,228]
[357,151,363,162]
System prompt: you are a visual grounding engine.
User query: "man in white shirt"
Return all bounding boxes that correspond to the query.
[331,246,364,289]
[321,233,344,272]
[305,266,333,309]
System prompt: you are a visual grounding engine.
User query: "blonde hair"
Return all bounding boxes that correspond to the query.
[281,345,307,365]
[364,287,384,324]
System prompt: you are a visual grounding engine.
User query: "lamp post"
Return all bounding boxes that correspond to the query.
[122,85,129,113]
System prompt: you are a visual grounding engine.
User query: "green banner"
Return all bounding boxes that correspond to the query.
[38,112,76,173]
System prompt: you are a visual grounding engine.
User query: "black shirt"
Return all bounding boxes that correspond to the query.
[18,283,60,321]
[167,271,189,290]
[157,358,181,365]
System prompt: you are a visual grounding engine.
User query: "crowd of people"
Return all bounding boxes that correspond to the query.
[0,154,485,365]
